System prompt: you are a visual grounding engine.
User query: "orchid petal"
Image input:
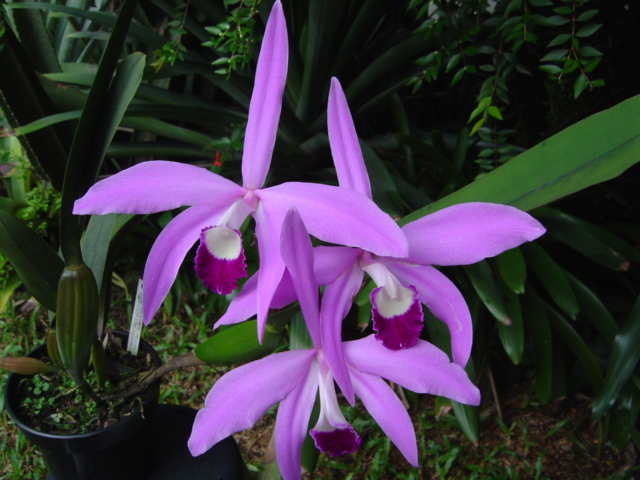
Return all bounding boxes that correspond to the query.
[327,78,371,199]
[253,201,287,342]
[143,205,228,324]
[258,183,408,258]
[311,425,361,457]
[275,359,319,480]
[280,208,321,347]
[344,336,480,405]
[194,226,247,295]
[350,369,418,466]
[73,161,244,215]
[384,261,472,366]
[241,0,288,189]
[188,349,315,456]
[321,263,364,405]
[402,203,546,266]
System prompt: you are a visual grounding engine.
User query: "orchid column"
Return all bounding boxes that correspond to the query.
[73,0,408,336]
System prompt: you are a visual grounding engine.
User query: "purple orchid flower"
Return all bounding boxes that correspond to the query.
[216,78,546,367]
[72,2,408,335]
[188,208,480,480]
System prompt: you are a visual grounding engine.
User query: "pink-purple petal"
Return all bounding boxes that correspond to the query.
[370,285,423,350]
[275,359,319,480]
[258,182,408,258]
[280,208,321,347]
[194,227,247,295]
[384,261,472,367]
[402,202,546,266]
[343,336,481,406]
[241,0,288,189]
[327,78,372,199]
[188,349,316,456]
[73,161,244,215]
[349,369,418,466]
[320,263,364,405]
[253,201,287,342]
[142,205,228,324]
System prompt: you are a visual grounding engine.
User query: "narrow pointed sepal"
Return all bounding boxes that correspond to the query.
[310,425,361,457]
[371,285,423,350]
[194,226,247,294]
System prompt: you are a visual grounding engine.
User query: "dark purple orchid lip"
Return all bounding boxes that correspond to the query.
[371,284,424,350]
[195,226,247,295]
[311,424,362,457]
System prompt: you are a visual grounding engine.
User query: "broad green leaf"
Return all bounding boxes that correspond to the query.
[464,261,510,324]
[195,320,282,365]
[540,210,630,270]
[83,52,146,190]
[400,95,640,224]
[523,243,579,319]
[0,212,64,311]
[451,357,479,441]
[592,295,640,419]
[81,214,117,293]
[546,305,603,392]
[498,288,524,364]
[495,247,527,294]
[565,273,618,345]
[574,74,588,98]
[522,291,553,403]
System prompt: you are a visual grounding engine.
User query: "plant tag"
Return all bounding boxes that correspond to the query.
[127,279,144,355]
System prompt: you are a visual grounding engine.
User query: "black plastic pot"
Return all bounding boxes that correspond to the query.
[4,331,161,480]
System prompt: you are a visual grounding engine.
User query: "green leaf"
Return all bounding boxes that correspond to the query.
[0,212,64,311]
[540,210,630,270]
[464,262,510,324]
[495,247,527,294]
[547,33,571,47]
[451,358,479,441]
[523,243,579,319]
[522,291,553,403]
[547,305,604,393]
[576,10,599,22]
[539,64,562,75]
[400,95,640,224]
[576,24,602,37]
[565,273,618,345]
[487,105,503,120]
[592,296,640,419]
[540,49,568,62]
[195,320,282,365]
[498,288,524,364]
[83,52,146,192]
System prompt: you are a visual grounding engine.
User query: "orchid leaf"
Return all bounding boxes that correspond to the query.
[400,94,640,224]
[498,287,524,365]
[522,291,553,404]
[81,214,117,293]
[566,272,619,345]
[495,247,527,294]
[195,320,282,365]
[0,212,64,311]
[540,210,631,271]
[83,51,146,191]
[592,295,640,419]
[451,357,479,441]
[523,243,579,319]
[547,304,604,393]
[464,261,510,324]
[0,28,68,189]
